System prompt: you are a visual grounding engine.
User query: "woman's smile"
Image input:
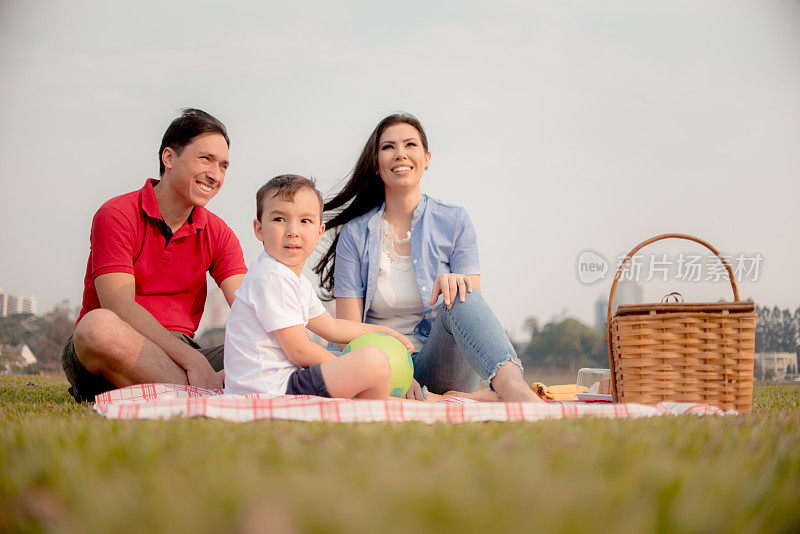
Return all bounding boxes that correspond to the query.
[391,164,412,175]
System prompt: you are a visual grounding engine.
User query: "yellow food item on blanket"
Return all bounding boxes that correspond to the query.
[530,382,588,401]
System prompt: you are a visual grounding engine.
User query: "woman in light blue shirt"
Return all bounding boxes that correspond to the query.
[315,113,541,402]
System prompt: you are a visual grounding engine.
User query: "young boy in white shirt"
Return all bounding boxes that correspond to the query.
[223,175,414,399]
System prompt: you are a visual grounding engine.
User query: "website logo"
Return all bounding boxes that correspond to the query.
[577,250,609,284]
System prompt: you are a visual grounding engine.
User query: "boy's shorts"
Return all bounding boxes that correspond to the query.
[61,332,224,403]
[285,363,331,397]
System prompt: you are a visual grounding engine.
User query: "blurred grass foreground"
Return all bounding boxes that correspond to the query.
[1,375,799,534]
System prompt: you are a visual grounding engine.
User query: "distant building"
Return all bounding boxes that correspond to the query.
[755,352,799,381]
[0,287,37,316]
[614,281,643,309]
[7,294,37,315]
[598,282,643,327]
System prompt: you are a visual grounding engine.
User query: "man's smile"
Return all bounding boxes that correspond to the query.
[196,181,214,194]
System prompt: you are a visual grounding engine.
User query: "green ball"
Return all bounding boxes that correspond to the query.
[342,333,414,398]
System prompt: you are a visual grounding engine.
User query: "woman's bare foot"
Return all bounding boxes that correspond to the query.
[491,362,546,403]
[424,391,443,402]
[497,382,545,403]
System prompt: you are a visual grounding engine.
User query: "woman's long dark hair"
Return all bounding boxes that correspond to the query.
[314,113,429,298]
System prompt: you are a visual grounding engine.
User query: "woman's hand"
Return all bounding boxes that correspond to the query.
[405,379,425,400]
[429,273,474,309]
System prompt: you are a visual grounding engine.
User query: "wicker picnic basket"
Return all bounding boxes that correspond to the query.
[606,234,756,412]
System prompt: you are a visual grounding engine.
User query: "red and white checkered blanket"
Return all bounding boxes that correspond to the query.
[93,384,735,423]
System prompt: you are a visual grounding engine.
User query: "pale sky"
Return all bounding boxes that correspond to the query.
[1,1,798,339]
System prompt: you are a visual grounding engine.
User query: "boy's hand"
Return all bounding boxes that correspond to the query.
[429,273,473,310]
[393,332,415,354]
[376,326,415,354]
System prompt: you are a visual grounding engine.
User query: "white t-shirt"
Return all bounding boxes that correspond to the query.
[365,220,424,352]
[223,252,325,395]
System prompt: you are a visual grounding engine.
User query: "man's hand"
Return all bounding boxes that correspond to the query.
[186,360,224,390]
[94,272,223,385]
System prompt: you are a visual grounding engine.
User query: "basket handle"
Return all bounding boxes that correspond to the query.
[661,292,684,303]
[605,233,742,400]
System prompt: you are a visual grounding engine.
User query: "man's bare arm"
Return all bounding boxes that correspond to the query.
[94,272,222,388]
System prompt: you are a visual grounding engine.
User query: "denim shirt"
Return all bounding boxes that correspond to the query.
[333,194,480,342]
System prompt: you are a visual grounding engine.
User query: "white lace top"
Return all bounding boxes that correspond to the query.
[365,219,424,353]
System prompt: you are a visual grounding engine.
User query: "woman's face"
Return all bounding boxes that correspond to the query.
[376,123,431,192]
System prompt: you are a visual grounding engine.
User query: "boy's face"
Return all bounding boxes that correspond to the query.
[254,187,325,275]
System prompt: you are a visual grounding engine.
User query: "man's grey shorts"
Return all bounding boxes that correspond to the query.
[61,332,223,403]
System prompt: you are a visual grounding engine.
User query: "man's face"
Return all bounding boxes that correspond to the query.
[161,133,229,208]
[254,187,325,275]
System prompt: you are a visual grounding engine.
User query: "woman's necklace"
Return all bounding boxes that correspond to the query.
[381,218,412,268]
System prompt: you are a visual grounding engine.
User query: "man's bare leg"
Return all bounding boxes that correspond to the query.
[72,309,189,387]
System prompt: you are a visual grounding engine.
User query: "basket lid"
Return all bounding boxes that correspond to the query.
[615,301,755,317]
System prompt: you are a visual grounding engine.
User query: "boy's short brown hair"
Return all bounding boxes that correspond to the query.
[256,175,324,221]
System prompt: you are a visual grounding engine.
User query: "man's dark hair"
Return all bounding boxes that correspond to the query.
[158,108,230,176]
[256,175,324,221]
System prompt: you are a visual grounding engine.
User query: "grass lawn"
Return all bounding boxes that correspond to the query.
[1,376,799,534]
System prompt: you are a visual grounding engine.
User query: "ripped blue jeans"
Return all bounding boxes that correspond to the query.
[412,291,523,394]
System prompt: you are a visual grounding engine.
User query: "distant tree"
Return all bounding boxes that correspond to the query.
[756,306,779,353]
[523,317,606,370]
[769,306,781,351]
[0,302,74,372]
[26,300,75,370]
[755,305,800,354]
[768,306,779,352]
[795,307,800,358]
[779,309,798,352]
[0,316,27,346]
[0,349,25,373]
[755,306,767,352]
[522,316,539,336]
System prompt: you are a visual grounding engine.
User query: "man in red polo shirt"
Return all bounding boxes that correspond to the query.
[61,108,248,402]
